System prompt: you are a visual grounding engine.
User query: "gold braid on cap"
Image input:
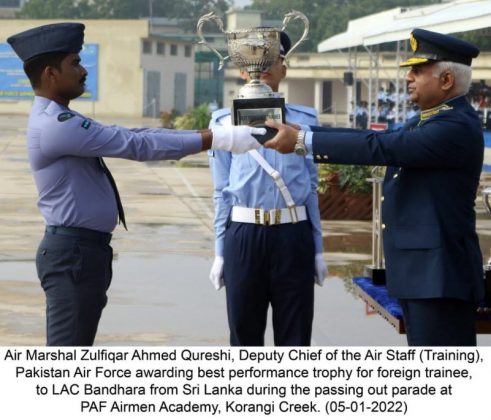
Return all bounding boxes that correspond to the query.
[410,33,418,52]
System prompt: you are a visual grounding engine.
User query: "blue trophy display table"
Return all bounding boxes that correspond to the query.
[352,277,491,334]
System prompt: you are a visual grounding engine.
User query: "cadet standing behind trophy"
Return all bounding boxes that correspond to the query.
[7,22,262,346]
[264,28,484,346]
[209,31,327,346]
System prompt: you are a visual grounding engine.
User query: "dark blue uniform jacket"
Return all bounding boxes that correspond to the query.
[311,96,484,302]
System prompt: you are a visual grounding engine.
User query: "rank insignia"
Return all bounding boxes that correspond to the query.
[81,120,91,130]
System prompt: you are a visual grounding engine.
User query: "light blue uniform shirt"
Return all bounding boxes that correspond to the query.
[209,103,323,257]
[28,96,202,233]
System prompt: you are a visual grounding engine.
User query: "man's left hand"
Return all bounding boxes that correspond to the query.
[209,256,224,290]
[314,253,328,286]
[263,120,299,154]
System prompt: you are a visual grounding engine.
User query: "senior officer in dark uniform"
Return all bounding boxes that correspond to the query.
[7,22,262,346]
[264,28,484,346]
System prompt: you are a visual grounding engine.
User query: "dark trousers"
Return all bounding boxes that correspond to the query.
[36,227,113,346]
[223,221,315,346]
[399,298,477,346]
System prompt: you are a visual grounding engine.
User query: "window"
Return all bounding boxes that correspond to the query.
[184,45,192,57]
[322,81,332,113]
[143,40,152,54]
[170,44,178,56]
[195,62,213,79]
[157,42,165,55]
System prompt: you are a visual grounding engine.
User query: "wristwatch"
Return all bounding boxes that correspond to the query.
[294,130,307,156]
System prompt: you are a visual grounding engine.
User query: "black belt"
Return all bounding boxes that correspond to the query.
[45,226,112,244]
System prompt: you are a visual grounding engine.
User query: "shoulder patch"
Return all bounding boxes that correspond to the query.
[57,112,75,122]
[81,120,91,130]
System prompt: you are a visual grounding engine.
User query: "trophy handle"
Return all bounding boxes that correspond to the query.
[196,12,228,70]
[483,187,491,214]
[281,10,309,63]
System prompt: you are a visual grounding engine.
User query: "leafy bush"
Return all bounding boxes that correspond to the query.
[160,109,180,128]
[173,103,211,130]
[318,164,373,194]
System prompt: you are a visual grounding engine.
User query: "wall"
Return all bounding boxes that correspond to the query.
[0,19,148,117]
[226,10,262,30]
[284,79,314,107]
[140,39,195,114]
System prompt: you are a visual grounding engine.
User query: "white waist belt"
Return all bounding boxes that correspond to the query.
[231,206,307,226]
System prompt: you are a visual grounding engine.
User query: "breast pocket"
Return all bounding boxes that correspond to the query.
[282,153,305,171]
[393,225,441,249]
[232,153,256,173]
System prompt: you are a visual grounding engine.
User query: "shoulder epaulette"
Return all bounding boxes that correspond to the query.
[211,107,231,123]
[287,103,317,117]
[419,103,453,122]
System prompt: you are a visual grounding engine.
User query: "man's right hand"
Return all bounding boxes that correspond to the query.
[209,256,224,291]
[263,120,299,154]
[211,126,264,154]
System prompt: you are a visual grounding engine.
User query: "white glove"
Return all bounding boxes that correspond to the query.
[314,253,328,286]
[211,125,264,154]
[209,256,224,291]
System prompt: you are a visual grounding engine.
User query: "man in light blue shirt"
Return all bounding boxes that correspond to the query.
[8,22,261,346]
[209,31,327,346]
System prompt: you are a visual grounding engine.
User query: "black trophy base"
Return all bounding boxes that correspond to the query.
[232,97,285,144]
[364,265,386,285]
[250,125,278,144]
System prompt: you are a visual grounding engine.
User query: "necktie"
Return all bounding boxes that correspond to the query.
[98,157,127,230]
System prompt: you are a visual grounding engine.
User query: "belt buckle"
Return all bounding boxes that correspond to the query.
[274,209,281,225]
[263,211,270,226]
[288,206,298,223]
[255,209,261,224]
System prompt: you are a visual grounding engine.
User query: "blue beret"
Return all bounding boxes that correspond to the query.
[400,28,479,67]
[7,22,84,63]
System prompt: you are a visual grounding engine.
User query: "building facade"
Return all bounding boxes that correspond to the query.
[0,19,195,118]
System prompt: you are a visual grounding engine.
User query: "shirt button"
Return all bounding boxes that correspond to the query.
[381,196,385,202]
[316,154,322,160]
[382,223,386,229]
[393,173,398,179]
[323,155,329,159]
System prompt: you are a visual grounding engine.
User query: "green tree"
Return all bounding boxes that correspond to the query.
[19,0,231,22]
[19,0,89,18]
[250,0,443,52]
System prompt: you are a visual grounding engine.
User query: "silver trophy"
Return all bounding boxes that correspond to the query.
[197,10,309,142]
